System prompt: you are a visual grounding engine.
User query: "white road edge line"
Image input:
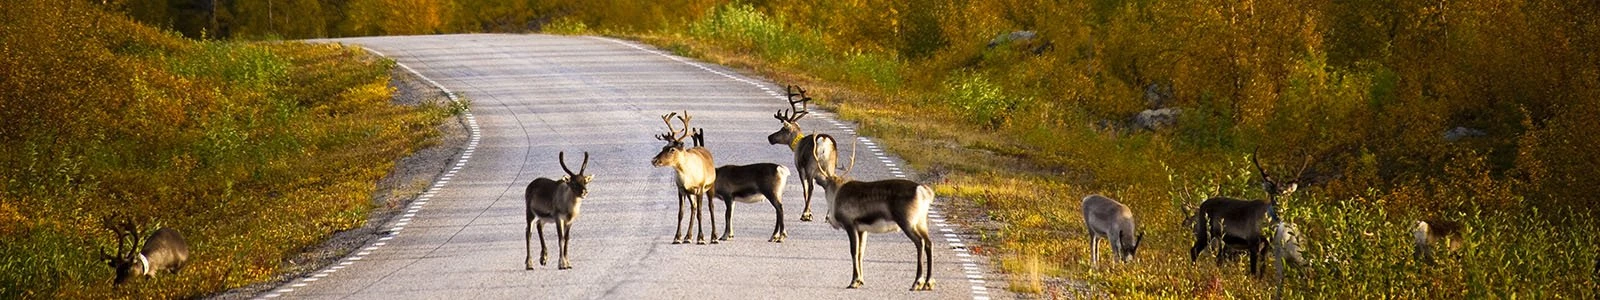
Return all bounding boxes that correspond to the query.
[252,46,481,300]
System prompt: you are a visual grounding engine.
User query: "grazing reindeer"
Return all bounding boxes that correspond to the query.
[818,141,936,290]
[100,222,189,285]
[526,151,593,270]
[653,112,719,244]
[1082,194,1144,265]
[1412,219,1463,263]
[712,163,791,242]
[767,85,838,222]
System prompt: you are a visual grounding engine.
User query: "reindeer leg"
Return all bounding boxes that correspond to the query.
[537,221,548,266]
[766,189,785,242]
[799,171,815,222]
[1090,234,1100,266]
[707,193,719,244]
[675,190,688,244]
[557,218,572,270]
[526,219,537,269]
[920,226,935,290]
[694,194,707,245]
[721,199,734,241]
[848,229,867,288]
[900,219,925,291]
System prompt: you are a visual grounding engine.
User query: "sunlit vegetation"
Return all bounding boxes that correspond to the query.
[0,0,450,298]
[91,0,1600,297]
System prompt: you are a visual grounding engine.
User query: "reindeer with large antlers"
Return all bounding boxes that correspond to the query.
[767,85,838,222]
[1185,150,1309,276]
[653,111,720,244]
[100,219,189,285]
[525,151,594,270]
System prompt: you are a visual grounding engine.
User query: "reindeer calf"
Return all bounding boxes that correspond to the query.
[1081,194,1143,264]
[712,163,791,242]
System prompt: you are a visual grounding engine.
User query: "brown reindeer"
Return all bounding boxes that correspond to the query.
[100,220,189,285]
[767,85,838,222]
[818,140,935,290]
[525,151,593,270]
[653,111,719,244]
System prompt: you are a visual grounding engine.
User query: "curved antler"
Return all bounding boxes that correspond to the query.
[674,111,692,142]
[559,151,577,176]
[578,152,590,175]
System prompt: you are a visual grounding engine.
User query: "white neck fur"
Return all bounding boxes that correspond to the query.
[137,253,151,275]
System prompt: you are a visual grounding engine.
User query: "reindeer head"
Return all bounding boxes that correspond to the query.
[558,151,593,198]
[767,85,811,146]
[100,221,145,285]
[1120,231,1146,262]
[652,111,694,167]
[1251,148,1310,201]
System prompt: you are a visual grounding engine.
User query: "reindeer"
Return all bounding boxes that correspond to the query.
[711,163,791,242]
[653,111,719,244]
[1412,219,1463,264]
[1186,151,1308,276]
[100,221,189,285]
[817,140,935,290]
[526,151,593,270]
[694,126,792,242]
[767,85,838,222]
[1082,194,1144,265]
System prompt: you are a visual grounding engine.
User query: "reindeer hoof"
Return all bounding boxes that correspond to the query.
[525,261,536,270]
[696,239,707,245]
[847,279,864,289]
[540,256,548,266]
[672,239,683,245]
[800,212,814,222]
[710,239,720,244]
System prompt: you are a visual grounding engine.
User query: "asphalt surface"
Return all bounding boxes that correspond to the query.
[266,34,1005,299]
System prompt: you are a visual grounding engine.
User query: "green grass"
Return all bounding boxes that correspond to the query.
[0,1,451,298]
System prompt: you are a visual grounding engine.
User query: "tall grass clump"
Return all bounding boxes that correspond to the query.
[0,0,447,298]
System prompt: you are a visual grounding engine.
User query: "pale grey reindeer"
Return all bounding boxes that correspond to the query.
[653,112,719,244]
[1081,194,1144,265]
[525,151,593,270]
[767,85,838,222]
[819,140,936,291]
[1412,219,1463,263]
[100,221,189,285]
[711,162,792,242]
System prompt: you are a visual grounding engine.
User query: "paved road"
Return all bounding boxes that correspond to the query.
[265,34,1004,299]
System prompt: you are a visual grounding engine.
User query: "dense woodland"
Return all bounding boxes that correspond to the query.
[9,0,1599,297]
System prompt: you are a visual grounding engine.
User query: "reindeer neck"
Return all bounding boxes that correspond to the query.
[137,253,151,275]
[788,130,805,151]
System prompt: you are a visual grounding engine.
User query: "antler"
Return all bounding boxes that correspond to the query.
[1251,147,1295,199]
[673,111,693,142]
[783,85,812,122]
[558,151,589,176]
[661,112,689,142]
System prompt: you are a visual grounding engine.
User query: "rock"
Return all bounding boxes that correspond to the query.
[1443,127,1486,142]
[1134,108,1181,131]
[987,30,1037,48]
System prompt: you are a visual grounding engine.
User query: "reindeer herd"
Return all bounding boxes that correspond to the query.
[93,85,1508,292]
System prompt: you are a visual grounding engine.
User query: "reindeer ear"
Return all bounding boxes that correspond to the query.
[583,175,594,182]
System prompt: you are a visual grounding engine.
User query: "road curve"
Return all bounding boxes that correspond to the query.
[263,34,1006,299]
